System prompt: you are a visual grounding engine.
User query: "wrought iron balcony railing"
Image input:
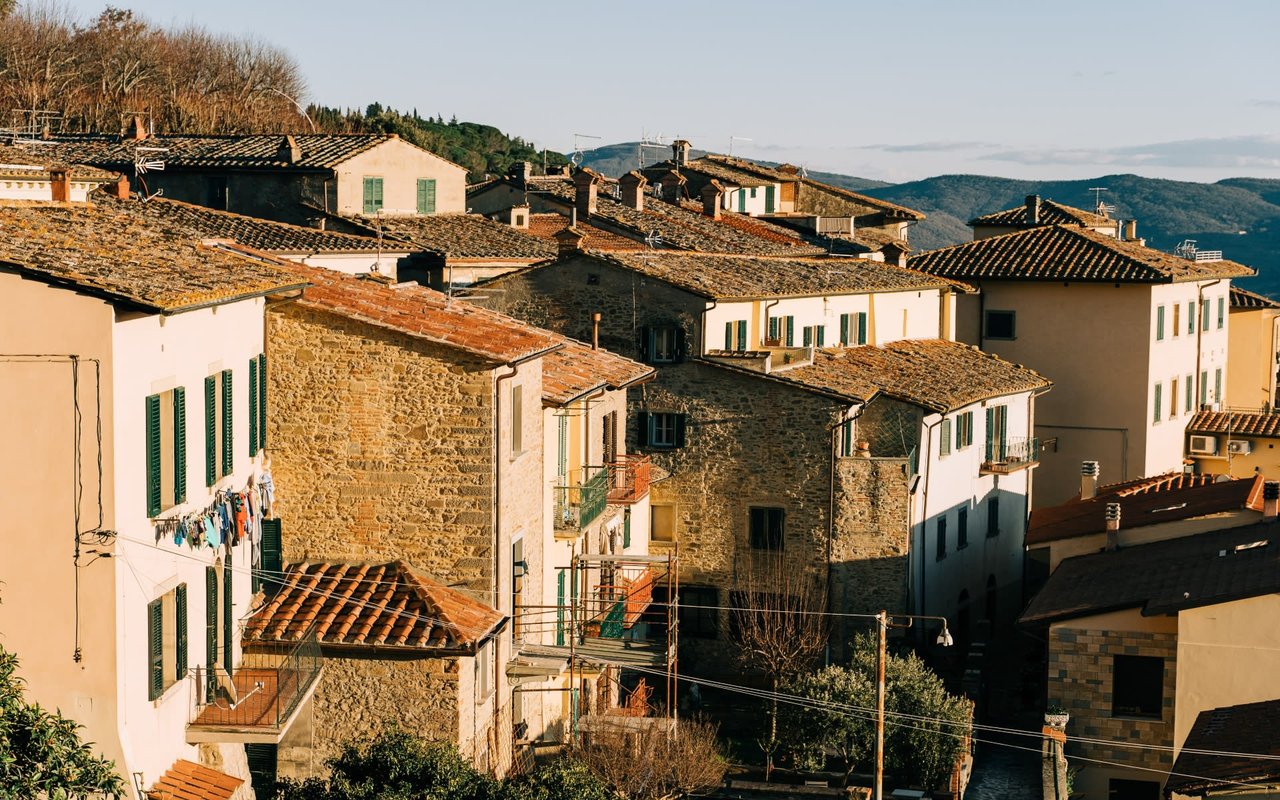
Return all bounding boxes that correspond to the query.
[554,466,609,532]
[981,436,1040,475]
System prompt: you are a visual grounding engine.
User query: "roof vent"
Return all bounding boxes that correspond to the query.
[1104,502,1121,550]
[1081,460,1100,500]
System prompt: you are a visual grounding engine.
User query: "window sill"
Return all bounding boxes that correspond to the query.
[151,678,184,707]
[1110,714,1164,723]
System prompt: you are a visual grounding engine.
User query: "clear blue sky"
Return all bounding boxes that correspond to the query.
[60,0,1280,182]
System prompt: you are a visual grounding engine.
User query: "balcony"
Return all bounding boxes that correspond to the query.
[554,466,609,533]
[187,624,321,744]
[981,436,1040,475]
[606,454,651,504]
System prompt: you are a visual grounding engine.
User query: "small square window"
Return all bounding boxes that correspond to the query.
[984,310,1016,340]
[749,507,784,550]
[651,504,675,542]
[1112,655,1164,718]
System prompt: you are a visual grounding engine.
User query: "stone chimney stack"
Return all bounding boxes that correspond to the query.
[573,168,601,218]
[591,312,602,350]
[1080,461,1100,500]
[672,139,691,167]
[659,169,687,205]
[1105,503,1122,551]
[125,115,148,141]
[619,171,647,212]
[1124,219,1137,241]
[1026,195,1041,225]
[108,174,130,200]
[510,161,533,187]
[1265,481,1280,520]
[48,167,69,203]
[277,135,302,164]
[701,180,725,219]
[507,204,530,230]
[554,225,585,256]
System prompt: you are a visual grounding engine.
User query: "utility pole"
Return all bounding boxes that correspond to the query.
[874,610,887,800]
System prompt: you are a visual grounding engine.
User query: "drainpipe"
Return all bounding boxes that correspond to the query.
[916,414,944,622]
[699,299,719,356]
[1195,279,1222,410]
[494,362,518,735]
[763,299,780,347]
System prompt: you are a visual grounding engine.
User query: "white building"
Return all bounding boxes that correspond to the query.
[0,200,311,798]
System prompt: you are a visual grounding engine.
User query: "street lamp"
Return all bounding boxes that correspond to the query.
[874,610,953,800]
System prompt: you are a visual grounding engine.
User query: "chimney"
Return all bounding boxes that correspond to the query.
[618,171,647,212]
[573,167,601,218]
[1026,195,1041,225]
[553,225,585,256]
[49,167,69,203]
[701,180,725,219]
[1265,481,1280,520]
[672,139,691,167]
[507,204,529,230]
[1124,219,1137,241]
[108,175,130,200]
[125,115,148,141]
[509,161,533,187]
[277,135,302,164]
[659,169,687,205]
[1105,502,1122,551]
[591,312,602,350]
[1080,461,1100,500]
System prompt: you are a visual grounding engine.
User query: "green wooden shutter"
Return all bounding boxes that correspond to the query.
[222,560,233,673]
[785,316,794,346]
[803,326,812,347]
[245,745,278,797]
[145,394,162,517]
[637,411,651,447]
[363,177,383,214]
[765,185,776,213]
[1185,374,1193,413]
[1202,299,1210,331]
[724,322,733,350]
[258,354,267,449]
[175,583,188,678]
[940,419,952,456]
[842,420,853,456]
[1218,296,1225,329]
[556,416,568,481]
[1200,371,1209,406]
[736,320,747,351]
[857,313,868,345]
[1187,301,1195,334]
[417,179,437,214]
[839,314,849,346]
[1156,305,1165,341]
[769,316,779,341]
[1154,383,1162,422]
[248,358,259,456]
[674,414,687,448]
[816,326,825,346]
[984,407,995,462]
[1215,368,1223,403]
[172,388,186,505]
[556,570,566,646]
[261,519,283,596]
[205,567,217,702]
[221,370,233,476]
[204,376,216,486]
[737,189,746,212]
[148,598,164,701]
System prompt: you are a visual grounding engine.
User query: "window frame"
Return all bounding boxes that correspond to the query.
[957,506,968,549]
[651,504,676,543]
[748,506,785,551]
[935,515,947,561]
[939,418,952,457]
[1153,382,1163,423]
[148,583,188,702]
[983,309,1016,340]
[362,176,384,215]
[987,496,1000,538]
[146,388,187,517]
[416,178,437,214]
[1155,305,1165,341]
[1111,654,1164,719]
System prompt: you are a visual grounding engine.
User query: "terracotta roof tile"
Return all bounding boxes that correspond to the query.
[244,560,504,650]
[541,338,655,406]
[0,201,308,312]
[1230,285,1280,309]
[970,199,1114,229]
[775,339,1051,412]
[0,144,120,181]
[680,155,793,187]
[1019,521,1280,624]
[595,251,952,300]
[909,224,1253,283]
[287,264,561,364]
[1026,473,1264,545]
[796,178,926,221]
[1165,698,1280,796]
[147,760,242,800]
[355,213,557,260]
[1188,409,1280,438]
[526,213,645,251]
[48,133,438,171]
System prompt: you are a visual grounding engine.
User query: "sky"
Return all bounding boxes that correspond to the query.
[58,0,1280,183]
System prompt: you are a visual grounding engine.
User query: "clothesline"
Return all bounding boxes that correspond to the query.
[150,467,276,551]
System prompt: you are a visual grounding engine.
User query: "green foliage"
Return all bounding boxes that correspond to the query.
[502,757,612,800]
[309,104,568,183]
[780,634,971,790]
[0,644,124,799]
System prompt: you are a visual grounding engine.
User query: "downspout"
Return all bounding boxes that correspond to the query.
[1195,279,1222,410]
[699,299,719,356]
[493,362,518,748]
[763,299,780,346]
[826,401,865,665]
[916,414,944,622]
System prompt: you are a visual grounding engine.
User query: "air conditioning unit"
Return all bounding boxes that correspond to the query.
[1227,440,1253,455]
[1189,435,1217,455]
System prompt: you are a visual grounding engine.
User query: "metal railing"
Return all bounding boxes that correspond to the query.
[606,454,651,504]
[189,623,321,731]
[982,436,1040,474]
[553,466,609,531]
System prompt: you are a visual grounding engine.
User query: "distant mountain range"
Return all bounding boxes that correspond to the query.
[579,144,1280,296]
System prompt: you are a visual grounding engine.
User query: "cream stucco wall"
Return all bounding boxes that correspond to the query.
[287,250,412,280]
[0,178,111,202]
[335,138,466,216]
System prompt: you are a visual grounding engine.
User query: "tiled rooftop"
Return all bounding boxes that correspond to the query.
[0,201,307,312]
[541,338,655,406]
[1165,698,1280,797]
[594,251,951,300]
[103,194,387,253]
[1019,520,1280,624]
[795,178,926,221]
[288,264,562,364]
[244,560,504,651]
[909,224,1253,284]
[1188,409,1280,438]
[352,213,557,260]
[1026,473,1264,545]
[48,133,426,171]
[146,760,242,800]
[526,213,645,251]
[680,155,794,187]
[1230,284,1280,309]
[970,198,1114,228]
[775,339,1051,412]
[0,144,119,181]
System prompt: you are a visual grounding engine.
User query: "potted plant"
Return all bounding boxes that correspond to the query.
[1045,704,1070,728]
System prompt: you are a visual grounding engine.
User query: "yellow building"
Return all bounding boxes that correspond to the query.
[1225,285,1280,409]
[1186,409,1280,478]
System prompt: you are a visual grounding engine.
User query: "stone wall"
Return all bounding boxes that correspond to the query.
[1048,626,1176,774]
[266,302,498,590]
[857,398,924,459]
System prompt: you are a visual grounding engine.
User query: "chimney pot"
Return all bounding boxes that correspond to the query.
[1026,195,1041,225]
[1265,481,1280,519]
[1105,502,1122,550]
[48,167,69,203]
[553,225,585,256]
[700,180,725,219]
[125,115,148,141]
[591,312,602,350]
[1124,219,1137,241]
[659,169,687,205]
[510,161,533,187]
[573,168,601,218]
[618,171,647,212]
[507,204,529,229]
[672,139,691,167]
[1080,460,1100,500]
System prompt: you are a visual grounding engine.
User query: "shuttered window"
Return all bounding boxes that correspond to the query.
[146,389,185,515]
[1187,301,1195,334]
[249,358,259,456]
[260,519,283,596]
[768,316,780,342]
[748,507,785,550]
[1155,305,1165,341]
[640,412,686,448]
[1215,368,1223,404]
[147,598,164,700]
[724,322,733,350]
[205,376,217,486]
[987,496,1000,537]
[1200,371,1209,406]
[841,420,854,456]
[935,516,947,561]
[940,419,952,456]
[175,583,188,679]
[1153,383,1163,423]
[362,176,383,215]
[957,507,969,549]
[172,388,186,505]
[803,326,812,347]
[146,394,162,517]
[220,370,233,476]
[736,320,747,351]
[222,559,233,673]
[855,312,868,345]
[785,316,794,347]
[258,354,267,449]
[511,385,523,455]
[556,570,566,646]
[623,509,632,549]
[1201,299,1210,331]
[148,584,187,702]
[839,314,850,346]
[205,567,217,702]
[765,185,776,213]
[1217,296,1225,330]
[1185,373,1194,413]
[416,179,437,214]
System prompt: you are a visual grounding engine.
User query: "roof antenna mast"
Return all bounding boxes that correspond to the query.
[571,133,601,169]
[728,135,752,158]
[1088,186,1115,217]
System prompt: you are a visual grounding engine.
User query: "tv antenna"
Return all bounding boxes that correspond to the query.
[1087,186,1116,216]
[571,133,601,168]
[637,130,668,171]
[7,108,61,146]
[728,135,752,157]
[133,145,169,200]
